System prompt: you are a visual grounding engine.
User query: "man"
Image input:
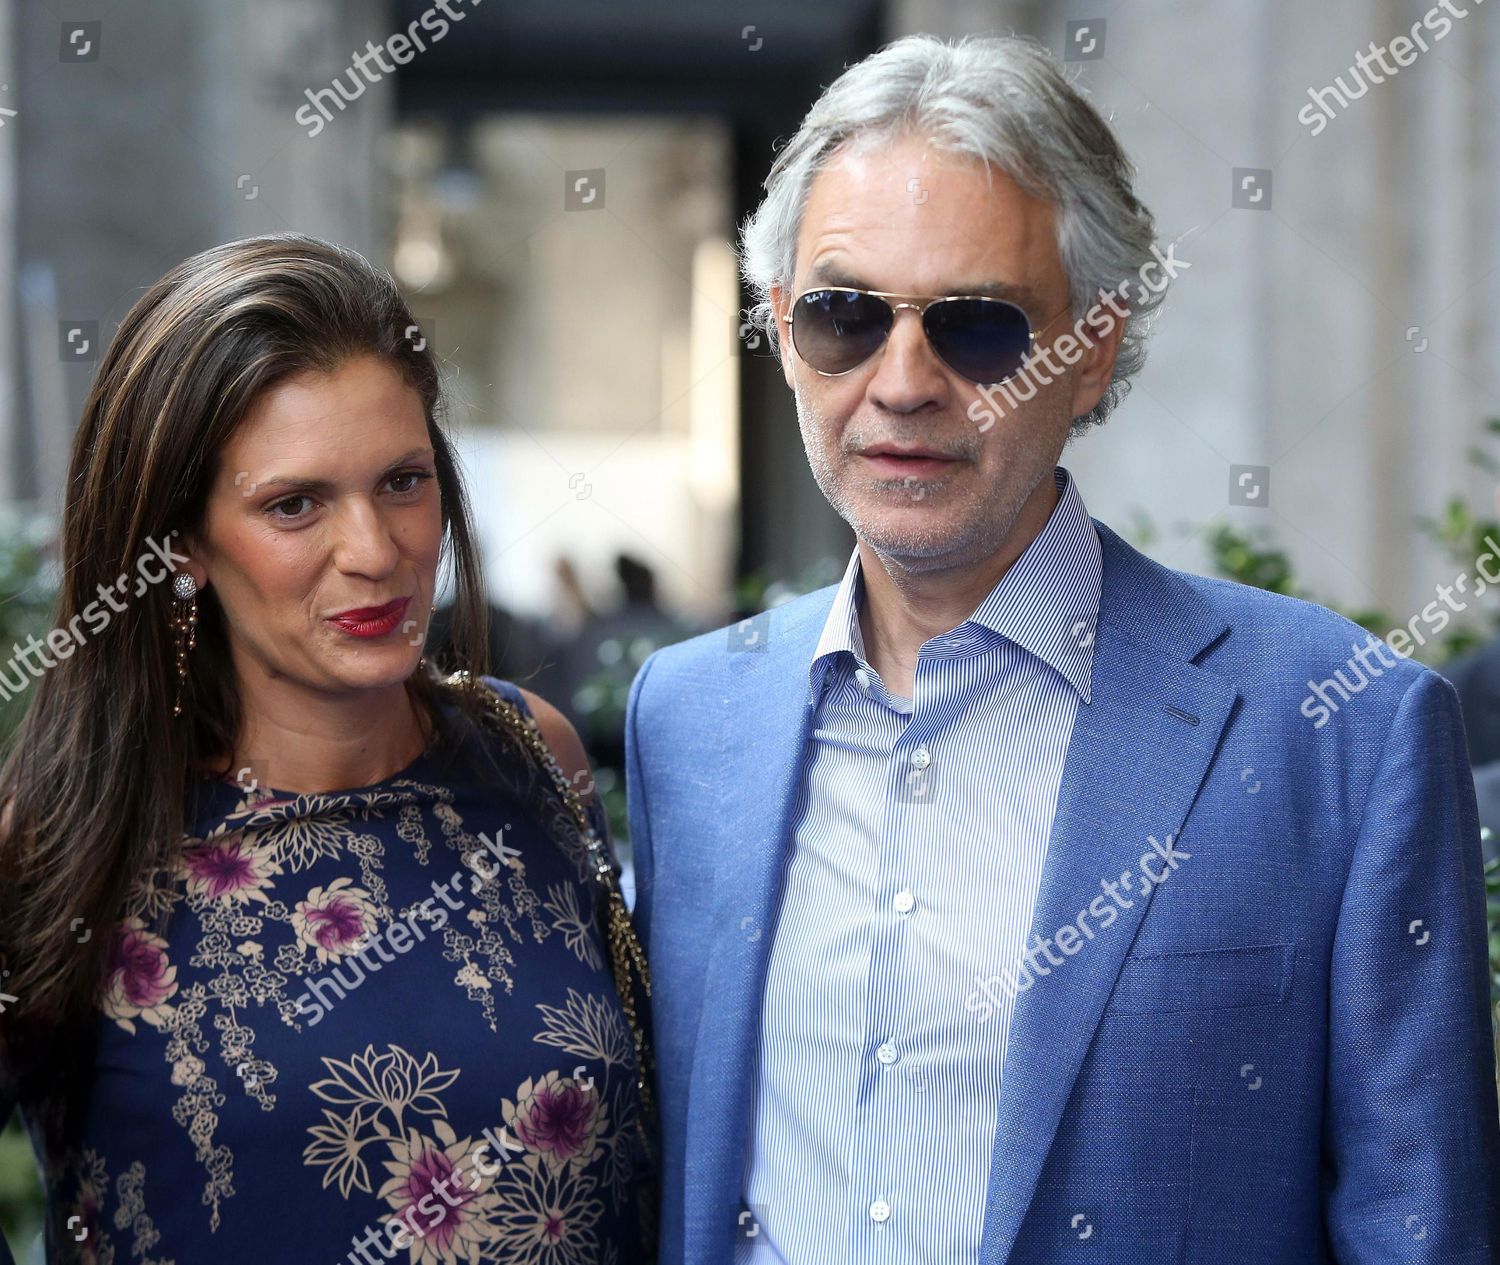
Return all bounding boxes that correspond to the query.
[625,33,1499,1264]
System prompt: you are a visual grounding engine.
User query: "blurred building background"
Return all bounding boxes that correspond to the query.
[1,0,1499,1254]
[2,0,1499,699]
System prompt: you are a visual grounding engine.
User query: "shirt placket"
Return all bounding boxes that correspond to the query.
[845,651,945,1260]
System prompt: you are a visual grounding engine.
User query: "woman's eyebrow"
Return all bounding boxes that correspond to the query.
[251,447,435,493]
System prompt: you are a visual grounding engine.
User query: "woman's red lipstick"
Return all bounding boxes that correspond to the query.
[327,597,410,638]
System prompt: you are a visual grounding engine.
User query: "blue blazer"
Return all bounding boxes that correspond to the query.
[625,521,1500,1263]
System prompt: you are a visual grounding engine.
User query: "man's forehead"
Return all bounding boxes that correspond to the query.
[808,135,1045,208]
[796,210,1059,304]
[802,254,1050,309]
[794,139,1059,292]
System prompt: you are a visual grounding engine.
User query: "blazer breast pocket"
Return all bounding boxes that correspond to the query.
[1104,942,1295,1015]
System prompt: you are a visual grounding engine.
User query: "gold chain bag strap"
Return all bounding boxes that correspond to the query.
[445,671,657,1158]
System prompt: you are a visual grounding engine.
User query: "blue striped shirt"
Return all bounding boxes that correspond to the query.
[737,465,1102,1263]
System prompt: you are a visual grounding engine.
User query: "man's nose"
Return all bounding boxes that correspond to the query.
[866,308,949,414]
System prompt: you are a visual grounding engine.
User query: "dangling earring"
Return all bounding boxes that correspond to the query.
[416,603,437,672]
[171,573,198,718]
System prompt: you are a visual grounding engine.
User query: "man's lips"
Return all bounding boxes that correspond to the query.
[857,447,963,477]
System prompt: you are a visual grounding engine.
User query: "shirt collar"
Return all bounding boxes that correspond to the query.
[807,465,1101,704]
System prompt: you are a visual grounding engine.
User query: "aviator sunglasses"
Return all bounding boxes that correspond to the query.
[782,287,1071,386]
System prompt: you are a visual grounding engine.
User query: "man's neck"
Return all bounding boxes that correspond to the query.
[857,475,1060,700]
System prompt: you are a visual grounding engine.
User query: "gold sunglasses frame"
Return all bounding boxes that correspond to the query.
[781,286,1073,385]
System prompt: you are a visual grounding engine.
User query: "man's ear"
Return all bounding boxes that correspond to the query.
[1068,295,1129,421]
[770,284,796,389]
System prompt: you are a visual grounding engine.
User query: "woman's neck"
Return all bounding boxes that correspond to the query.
[200,682,435,794]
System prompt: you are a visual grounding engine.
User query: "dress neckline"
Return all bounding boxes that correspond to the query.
[194,693,460,800]
[199,741,436,800]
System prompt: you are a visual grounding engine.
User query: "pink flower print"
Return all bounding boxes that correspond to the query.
[292,878,377,964]
[503,1071,606,1172]
[99,919,178,1033]
[183,835,277,904]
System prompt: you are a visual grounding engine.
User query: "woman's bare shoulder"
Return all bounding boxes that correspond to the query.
[515,688,596,803]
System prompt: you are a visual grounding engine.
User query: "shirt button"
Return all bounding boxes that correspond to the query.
[910,745,931,769]
[869,1198,891,1223]
[876,1041,898,1065]
[855,668,871,689]
[893,889,915,915]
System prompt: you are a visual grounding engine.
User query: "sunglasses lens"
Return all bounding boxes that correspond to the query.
[924,298,1033,384]
[791,290,893,374]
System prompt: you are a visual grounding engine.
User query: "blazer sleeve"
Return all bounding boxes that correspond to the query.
[1323,668,1500,1261]
[623,649,659,949]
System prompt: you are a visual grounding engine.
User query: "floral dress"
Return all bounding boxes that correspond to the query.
[5,677,649,1265]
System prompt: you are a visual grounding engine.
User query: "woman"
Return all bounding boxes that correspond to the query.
[0,234,653,1263]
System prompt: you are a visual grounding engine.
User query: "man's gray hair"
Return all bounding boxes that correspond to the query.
[740,33,1165,432]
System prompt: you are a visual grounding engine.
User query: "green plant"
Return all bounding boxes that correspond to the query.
[0,506,55,1260]
[0,507,60,745]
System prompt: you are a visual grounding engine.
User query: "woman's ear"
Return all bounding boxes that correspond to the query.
[173,530,209,593]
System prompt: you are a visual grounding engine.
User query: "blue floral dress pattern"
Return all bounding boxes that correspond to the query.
[12,678,647,1265]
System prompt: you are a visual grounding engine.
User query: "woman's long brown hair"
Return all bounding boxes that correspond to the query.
[0,233,492,1088]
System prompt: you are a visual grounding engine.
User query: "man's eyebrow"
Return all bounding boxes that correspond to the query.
[252,447,435,494]
[961,281,1049,309]
[802,262,1046,310]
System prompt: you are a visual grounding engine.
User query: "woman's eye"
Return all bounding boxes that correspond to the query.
[269,495,312,519]
[388,470,433,495]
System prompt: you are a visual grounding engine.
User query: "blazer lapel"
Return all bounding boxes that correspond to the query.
[681,596,832,1261]
[979,524,1239,1262]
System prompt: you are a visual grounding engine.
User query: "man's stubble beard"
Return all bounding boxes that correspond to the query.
[792,381,1069,573]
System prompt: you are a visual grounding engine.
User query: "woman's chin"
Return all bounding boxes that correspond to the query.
[320,643,426,690]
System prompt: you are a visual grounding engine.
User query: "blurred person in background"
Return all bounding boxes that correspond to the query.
[0,235,653,1264]
[1441,485,1500,860]
[427,597,561,699]
[625,33,1498,1264]
[551,555,595,640]
[558,555,696,726]
[1449,643,1500,767]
